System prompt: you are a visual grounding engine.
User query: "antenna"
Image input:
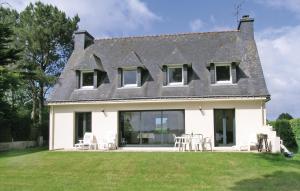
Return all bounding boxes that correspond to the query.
[234,0,245,24]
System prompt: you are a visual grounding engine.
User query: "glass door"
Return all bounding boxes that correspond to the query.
[214,109,235,146]
[75,112,91,143]
[119,110,185,146]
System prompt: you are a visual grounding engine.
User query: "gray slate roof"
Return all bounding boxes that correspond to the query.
[48,18,269,103]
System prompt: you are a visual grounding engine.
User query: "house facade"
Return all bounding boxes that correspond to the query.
[48,16,276,151]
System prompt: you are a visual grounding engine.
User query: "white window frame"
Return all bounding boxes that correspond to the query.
[215,64,232,84]
[122,68,138,87]
[80,70,94,89]
[167,65,184,86]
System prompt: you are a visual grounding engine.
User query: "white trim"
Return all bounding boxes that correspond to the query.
[167,65,184,86]
[80,70,94,89]
[215,64,232,84]
[122,68,138,87]
[48,97,268,106]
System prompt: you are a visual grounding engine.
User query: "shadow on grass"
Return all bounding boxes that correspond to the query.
[230,171,300,191]
[0,147,47,158]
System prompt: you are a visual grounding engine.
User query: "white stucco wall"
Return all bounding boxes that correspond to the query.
[49,99,266,150]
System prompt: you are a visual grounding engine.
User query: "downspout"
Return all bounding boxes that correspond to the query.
[50,105,55,150]
[261,101,266,126]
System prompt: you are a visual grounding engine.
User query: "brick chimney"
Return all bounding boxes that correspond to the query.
[238,15,254,39]
[74,30,94,51]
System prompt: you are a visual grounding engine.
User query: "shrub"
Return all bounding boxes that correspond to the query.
[273,119,298,150]
[290,119,300,139]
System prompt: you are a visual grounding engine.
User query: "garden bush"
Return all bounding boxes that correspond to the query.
[290,118,300,139]
[273,119,298,150]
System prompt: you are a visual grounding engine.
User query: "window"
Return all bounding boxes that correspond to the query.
[167,66,183,85]
[119,110,185,146]
[123,69,137,87]
[215,64,232,83]
[81,71,94,88]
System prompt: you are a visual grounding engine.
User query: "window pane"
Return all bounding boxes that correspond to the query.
[123,70,137,85]
[168,67,182,83]
[216,66,230,81]
[82,72,94,86]
[119,110,185,146]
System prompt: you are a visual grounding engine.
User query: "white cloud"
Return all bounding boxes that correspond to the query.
[256,25,300,119]
[189,19,204,32]
[256,0,300,15]
[6,0,161,37]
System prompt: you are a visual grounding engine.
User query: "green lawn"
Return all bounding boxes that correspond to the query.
[0,149,300,191]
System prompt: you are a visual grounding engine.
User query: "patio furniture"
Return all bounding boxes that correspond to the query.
[75,132,96,150]
[202,137,213,151]
[181,134,192,151]
[173,134,183,151]
[191,134,203,152]
[257,134,270,152]
[97,133,117,150]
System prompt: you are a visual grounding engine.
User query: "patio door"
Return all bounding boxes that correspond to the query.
[119,110,185,146]
[214,109,235,146]
[75,112,91,143]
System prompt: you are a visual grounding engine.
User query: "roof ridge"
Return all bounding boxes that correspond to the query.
[95,30,239,41]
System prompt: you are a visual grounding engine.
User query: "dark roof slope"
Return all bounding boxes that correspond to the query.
[48,18,269,103]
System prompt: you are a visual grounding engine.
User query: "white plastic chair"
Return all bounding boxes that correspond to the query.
[181,134,192,151]
[191,134,203,152]
[173,134,182,151]
[202,137,213,151]
[75,132,96,150]
[97,133,117,150]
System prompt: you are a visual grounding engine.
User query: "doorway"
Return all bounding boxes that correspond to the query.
[75,112,91,143]
[214,109,235,146]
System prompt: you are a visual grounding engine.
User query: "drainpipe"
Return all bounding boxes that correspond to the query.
[49,105,55,150]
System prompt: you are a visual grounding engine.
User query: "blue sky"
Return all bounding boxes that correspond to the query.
[7,0,300,120]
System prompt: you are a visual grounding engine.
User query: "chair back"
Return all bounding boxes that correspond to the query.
[83,132,94,144]
[106,133,117,144]
[204,137,212,143]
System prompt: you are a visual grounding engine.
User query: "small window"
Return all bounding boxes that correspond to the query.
[215,64,231,83]
[123,69,137,87]
[81,71,94,88]
[168,66,183,85]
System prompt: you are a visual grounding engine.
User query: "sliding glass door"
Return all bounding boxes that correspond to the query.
[214,109,235,146]
[119,110,184,146]
[75,112,91,143]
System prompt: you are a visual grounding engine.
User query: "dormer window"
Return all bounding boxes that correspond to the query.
[81,71,94,88]
[167,66,183,85]
[215,64,232,83]
[122,68,137,87]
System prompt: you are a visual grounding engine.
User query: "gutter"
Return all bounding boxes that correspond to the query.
[46,96,269,106]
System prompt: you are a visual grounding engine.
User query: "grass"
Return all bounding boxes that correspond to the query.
[0,149,300,191]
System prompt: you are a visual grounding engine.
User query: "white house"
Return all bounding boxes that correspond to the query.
[48,15,280,152]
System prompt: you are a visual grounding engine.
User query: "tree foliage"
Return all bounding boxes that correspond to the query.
[0,21,21,141]
[273,120,298,150]
[0,2,79,141]
[290,119,300,139]
[277,113,293,120]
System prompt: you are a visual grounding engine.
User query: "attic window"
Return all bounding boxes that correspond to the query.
[81,71,94,88]
[215,64,232,83]
[167,66,183,85]
[123,69,137,87]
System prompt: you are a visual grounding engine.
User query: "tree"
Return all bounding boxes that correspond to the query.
[0,22,21,141]
[277,113,293,120]
[16,2,79,138]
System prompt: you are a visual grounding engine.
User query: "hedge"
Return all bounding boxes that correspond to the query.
[273,119,298,150]
[290,118,300,139]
